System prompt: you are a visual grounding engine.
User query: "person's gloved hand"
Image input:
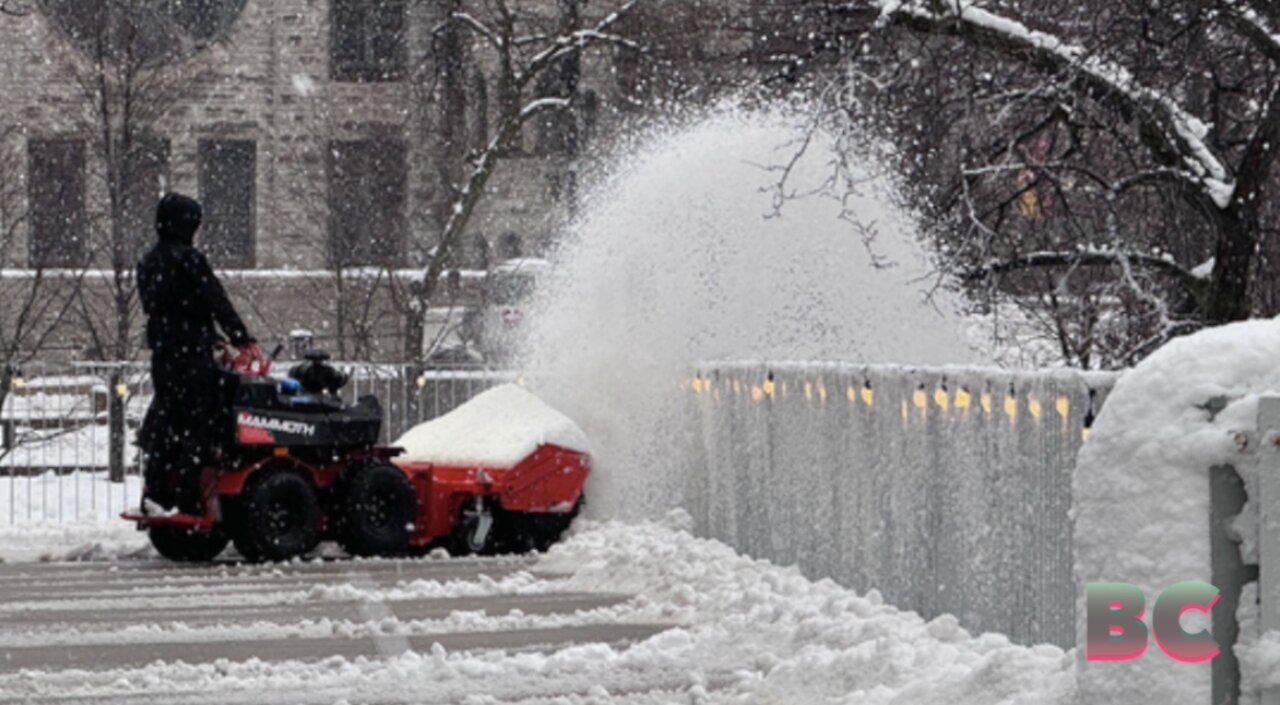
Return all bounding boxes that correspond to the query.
[245,343,270,376]
[227,341,270,377]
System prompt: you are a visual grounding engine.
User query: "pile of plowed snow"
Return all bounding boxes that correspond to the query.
[395,383,591,467]
[1074,317,1280,703]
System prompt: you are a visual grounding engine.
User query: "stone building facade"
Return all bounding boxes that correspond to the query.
[0,0,765,363]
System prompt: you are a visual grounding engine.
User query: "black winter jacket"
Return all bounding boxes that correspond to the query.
[137,194,252,358]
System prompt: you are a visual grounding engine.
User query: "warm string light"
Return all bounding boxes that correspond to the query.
[712,374,1084,438]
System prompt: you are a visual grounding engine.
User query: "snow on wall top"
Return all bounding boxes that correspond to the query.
[1073,317,1280,703]
[394,383,591,468]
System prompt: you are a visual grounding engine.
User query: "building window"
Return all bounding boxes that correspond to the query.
[328,138,406,266]
[499,231,522,260]
[44,0,247,64]
[123,138,170,262]
[28,139,87,268]
[199,140,256,268]
[330,0,407,82]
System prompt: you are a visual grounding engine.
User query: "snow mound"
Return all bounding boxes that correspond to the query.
[1074,318,1280,703]
[394,383,591,467]
[540,513,1078,705]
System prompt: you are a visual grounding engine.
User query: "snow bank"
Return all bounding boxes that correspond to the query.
[394,383,591,468]
[1073,318,1280,703]
[546,514,1078,704]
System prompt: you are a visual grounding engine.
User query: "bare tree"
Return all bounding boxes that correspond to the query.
[399,0,642,362]
[0,126,83,439]
[773,0,1280,367]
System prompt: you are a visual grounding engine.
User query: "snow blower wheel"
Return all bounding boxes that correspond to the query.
[338,460,417,557]
[232,471,321,562]
[148,526,229,562]
[451,499,497,556]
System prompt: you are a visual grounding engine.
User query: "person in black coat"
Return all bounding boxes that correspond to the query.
[137,193,263,513]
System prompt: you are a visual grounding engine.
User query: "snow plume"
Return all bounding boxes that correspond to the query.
[519,105,977,520]
[1073,318,1280,703]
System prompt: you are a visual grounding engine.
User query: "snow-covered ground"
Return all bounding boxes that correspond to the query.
[0,513,1076,704]
[0,472,146,562]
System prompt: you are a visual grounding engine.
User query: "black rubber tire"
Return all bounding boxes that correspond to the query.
[149,526,229,562]
[338,461,418,557]
[231,471,321,563]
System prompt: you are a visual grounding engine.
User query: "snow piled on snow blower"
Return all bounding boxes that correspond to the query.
[394,383,591,467]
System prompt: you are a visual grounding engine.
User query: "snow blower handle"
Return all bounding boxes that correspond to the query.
[214,340,273,377]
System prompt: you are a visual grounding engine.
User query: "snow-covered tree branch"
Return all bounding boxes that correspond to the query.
[877,0,1235,209]
[779,0,1280,366]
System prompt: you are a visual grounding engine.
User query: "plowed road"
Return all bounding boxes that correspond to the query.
[0,557,684,704]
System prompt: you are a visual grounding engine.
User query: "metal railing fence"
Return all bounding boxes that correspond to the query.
[1,361,514,524]
[683,361,1117,649]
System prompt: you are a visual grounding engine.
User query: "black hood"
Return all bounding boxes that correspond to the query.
[155,193,202,246]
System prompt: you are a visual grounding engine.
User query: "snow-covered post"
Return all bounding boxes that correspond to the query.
[1257,397,1280,705]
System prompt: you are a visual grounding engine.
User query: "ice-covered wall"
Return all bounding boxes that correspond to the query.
[683,361,1116,648]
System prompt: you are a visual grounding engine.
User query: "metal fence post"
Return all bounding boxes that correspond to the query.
[1259,397,1280,705]
[1210,464,1251,705]
[107,368,126,483]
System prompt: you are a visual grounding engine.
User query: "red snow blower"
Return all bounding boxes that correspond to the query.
[122,349,590,563]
